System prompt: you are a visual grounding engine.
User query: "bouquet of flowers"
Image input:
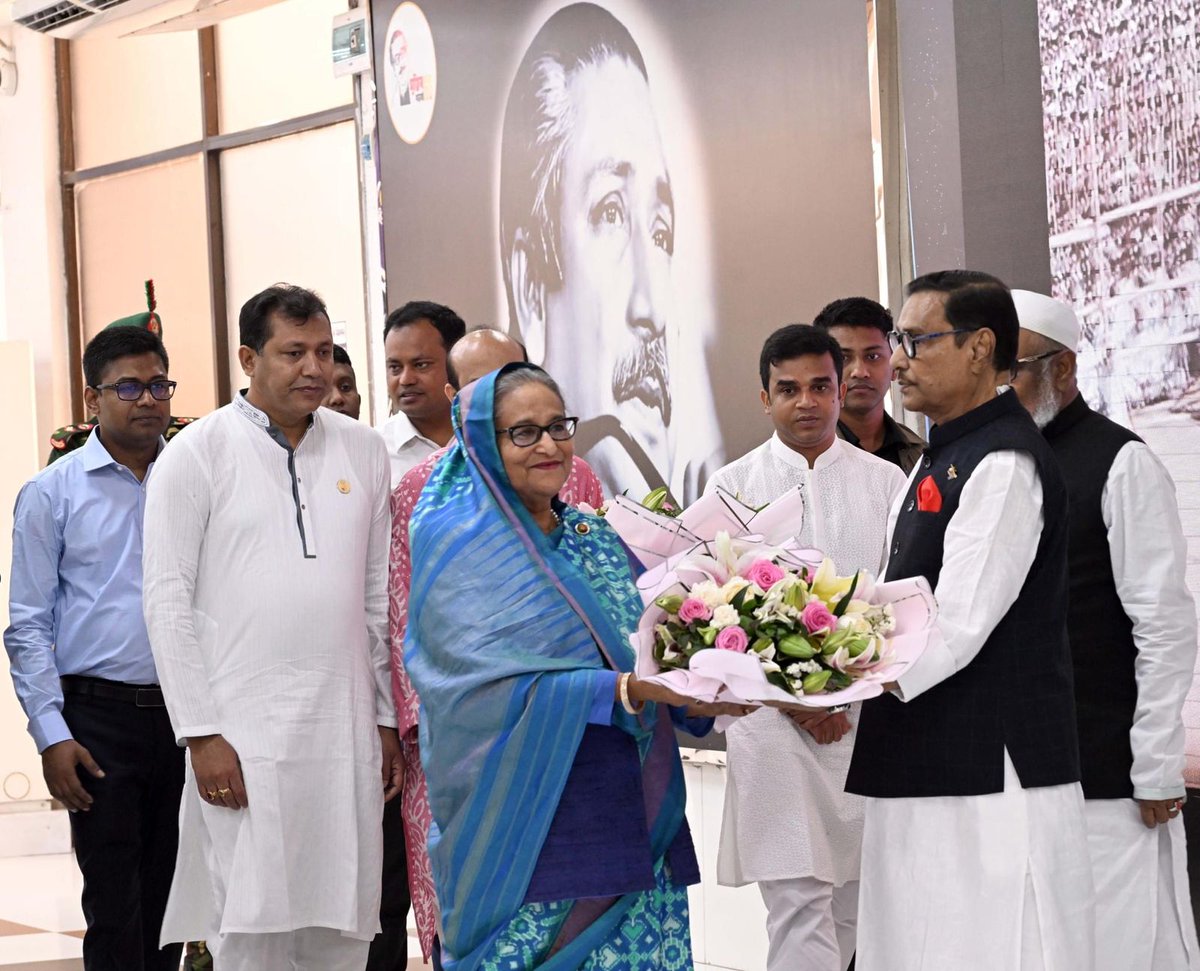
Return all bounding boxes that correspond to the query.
[648,533,904,698]
[607,487,936,710]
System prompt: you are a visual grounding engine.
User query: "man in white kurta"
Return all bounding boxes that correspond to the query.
[143,286,399,971]
[707,325,906,971]
[846,271,1095,971]
[1011,289,1199,971]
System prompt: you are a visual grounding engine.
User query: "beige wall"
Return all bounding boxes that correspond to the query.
[76,157,218,417]
[0,342,51,803]
[0,27,71,458]
[221,121,366,394]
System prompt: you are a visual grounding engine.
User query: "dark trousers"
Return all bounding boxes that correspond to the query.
[1185,788,1200,936]
[61,691,185,971]
[366,793,412,970]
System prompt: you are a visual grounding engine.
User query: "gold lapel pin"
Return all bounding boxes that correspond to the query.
[337,479,351,494]
[947,465,958,480]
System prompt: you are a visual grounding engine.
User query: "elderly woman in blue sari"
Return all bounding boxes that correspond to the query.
[406,363,736,970]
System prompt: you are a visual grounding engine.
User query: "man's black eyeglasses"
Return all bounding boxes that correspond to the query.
[887,329,976,358]
[496,418,579,448]
[92,380,178,401]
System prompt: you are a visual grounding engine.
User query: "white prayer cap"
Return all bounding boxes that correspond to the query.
[1011,289,1080,352]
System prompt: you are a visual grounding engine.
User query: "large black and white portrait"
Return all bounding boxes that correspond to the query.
[498,4,720,500]
[372,0,880,502]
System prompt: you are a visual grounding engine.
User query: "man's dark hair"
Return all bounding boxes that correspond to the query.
[758,324,845,391]
[499,4,650,328]
[332,345,353,368]
[813,297,893,340]
[446,333,529,391]
[239,285,329,353]
[383,300,467,351]
[83,328,169,388]
[905,270,1017,370]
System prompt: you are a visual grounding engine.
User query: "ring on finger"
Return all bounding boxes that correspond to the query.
[216,787,231,797]
[205,789,218,800]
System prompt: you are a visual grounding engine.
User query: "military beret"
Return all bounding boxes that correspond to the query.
[102,280,163,337]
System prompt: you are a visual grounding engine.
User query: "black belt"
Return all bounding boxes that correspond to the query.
[61,675,166,709]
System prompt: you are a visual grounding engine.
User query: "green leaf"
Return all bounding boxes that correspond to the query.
[832,571,860,617]
[766,671,794,693]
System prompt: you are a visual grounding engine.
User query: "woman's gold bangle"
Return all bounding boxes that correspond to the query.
[619,672,645,715]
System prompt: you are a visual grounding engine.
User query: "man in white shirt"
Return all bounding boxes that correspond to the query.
[707,324,905,971]
[1010,288,1199,970]
[143,284,402,971]
[846,270,1094,970]
[379,301,466,487]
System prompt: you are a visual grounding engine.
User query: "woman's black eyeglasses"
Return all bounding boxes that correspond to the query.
[496,418,579,448]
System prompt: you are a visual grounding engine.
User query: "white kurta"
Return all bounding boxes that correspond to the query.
[857,444,1095,970]
[1088,440,1199,969]
[143,395,396,943]
[379,410,439,489]
[706,436,906,887]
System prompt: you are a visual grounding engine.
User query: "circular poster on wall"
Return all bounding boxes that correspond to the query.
[382,2,437,145]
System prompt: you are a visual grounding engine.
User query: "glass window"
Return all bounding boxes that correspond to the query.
[217,0,354,134]
[75,156,217,418]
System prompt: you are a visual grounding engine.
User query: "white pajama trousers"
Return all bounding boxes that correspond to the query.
[856,752,1094,970]
[759,877,858,971]
[208,926,370,971]
[1086,800,1200,971]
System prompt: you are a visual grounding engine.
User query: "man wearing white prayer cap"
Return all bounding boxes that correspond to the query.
[1011,288,1200,971]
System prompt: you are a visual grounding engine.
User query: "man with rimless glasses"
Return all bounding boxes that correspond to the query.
[5,318,185,971]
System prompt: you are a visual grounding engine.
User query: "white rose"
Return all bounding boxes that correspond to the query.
[711,604,740,629]
[690,581,725,609]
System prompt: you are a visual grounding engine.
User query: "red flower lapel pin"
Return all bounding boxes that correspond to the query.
[916,475,943,513]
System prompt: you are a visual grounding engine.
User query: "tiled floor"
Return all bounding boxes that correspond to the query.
[0,853,426,969]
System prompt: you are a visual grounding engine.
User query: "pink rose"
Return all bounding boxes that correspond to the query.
[801,601,836,634]
[715,625,749,653]
[743,559,785,590]
[677,598,712,624]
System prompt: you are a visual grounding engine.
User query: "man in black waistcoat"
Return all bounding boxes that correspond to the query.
[845,270,1094,970]
[1010,288,1199,970]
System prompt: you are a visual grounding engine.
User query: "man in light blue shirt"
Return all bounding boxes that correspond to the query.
[5,321,185,971]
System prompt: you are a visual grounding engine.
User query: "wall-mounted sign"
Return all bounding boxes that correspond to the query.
[332,8,372,78]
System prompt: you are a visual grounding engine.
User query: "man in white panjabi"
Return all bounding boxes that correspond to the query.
[143,285,402,971]
[846,271,1094,970]
[706,324,906,970]
[1010,288,1199,971]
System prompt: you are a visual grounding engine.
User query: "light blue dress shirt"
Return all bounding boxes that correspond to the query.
[4,430,164,752]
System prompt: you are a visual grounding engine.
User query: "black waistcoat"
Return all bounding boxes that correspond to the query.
[846,391,1080,798]
[1042,394,1143,798]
